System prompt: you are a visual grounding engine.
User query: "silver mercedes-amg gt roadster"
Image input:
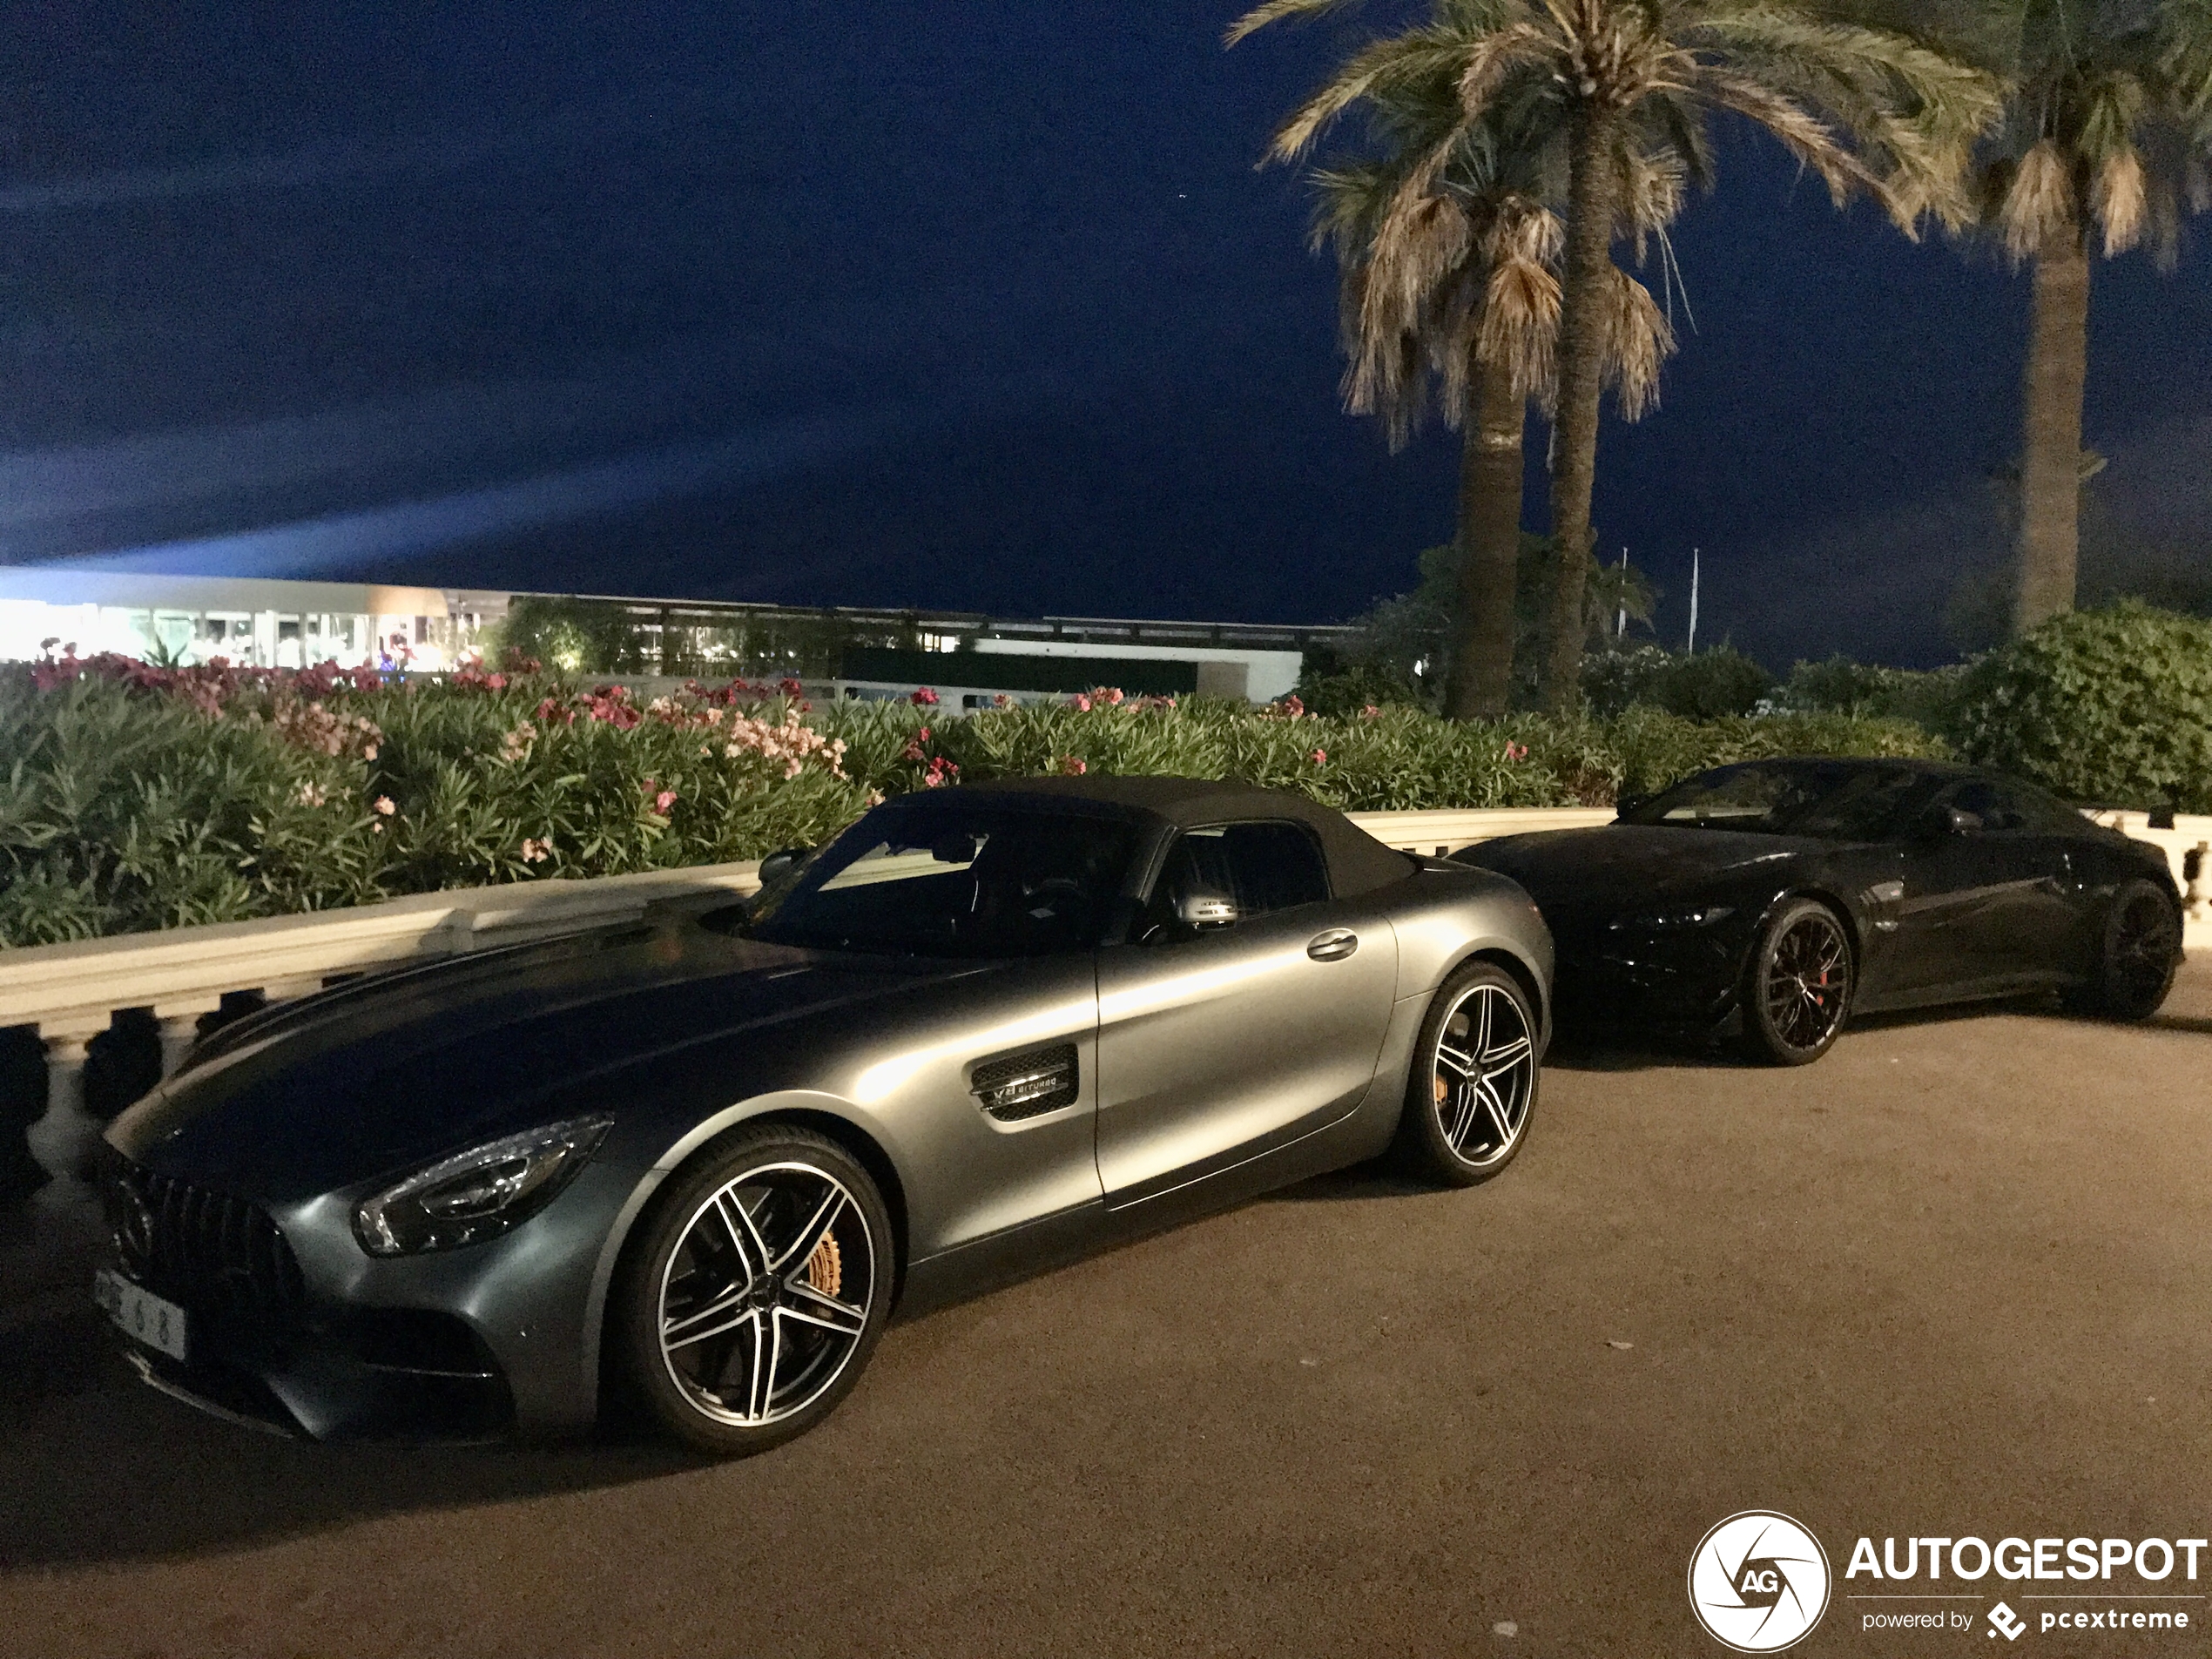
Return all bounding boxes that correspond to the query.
[98,777,1553,1454]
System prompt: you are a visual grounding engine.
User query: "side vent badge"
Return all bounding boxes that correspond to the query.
[969,1044,1079,1122]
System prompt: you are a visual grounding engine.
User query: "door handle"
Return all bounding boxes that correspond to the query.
[1307,929,1358,962]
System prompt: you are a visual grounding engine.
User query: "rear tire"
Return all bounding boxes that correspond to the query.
[613,1125,894,1457]
[2066,879,2182,1021]
[1741,898,1853,1066]
[1393,961,1540,1187]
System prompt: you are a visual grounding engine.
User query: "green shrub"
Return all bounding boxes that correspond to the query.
[1579,645,1676,718]
[1644,647,1773,719]
[1291,663,1423,718]
[1776,655,1966,729]
[1951,601,2212,811]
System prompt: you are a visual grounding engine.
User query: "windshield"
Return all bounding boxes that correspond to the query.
[734,802,1143,958]
[1620,762,1931,840]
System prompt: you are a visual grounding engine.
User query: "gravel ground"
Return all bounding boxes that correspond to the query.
[3,961,2208,1657]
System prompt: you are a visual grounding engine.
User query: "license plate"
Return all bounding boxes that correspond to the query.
[94,1268,189,1362]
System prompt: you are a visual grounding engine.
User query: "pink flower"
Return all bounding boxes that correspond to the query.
[1361,705,1381,719]
[520,837,551,864]
[1309,748,1327,765]
[373,795,396,816]
[1502,740,1529,763]
[1280,694,1306,719]
[1071,693,1092,712]
[923,755,959,787]
[654,789,678,814]
[1056,754,1088,775]
[910,687,940,707]
[992,693,1012,708]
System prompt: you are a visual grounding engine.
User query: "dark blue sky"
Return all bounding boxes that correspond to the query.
[4,1,2209,666]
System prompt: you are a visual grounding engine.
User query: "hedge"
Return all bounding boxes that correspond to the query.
[1950,602,2212,813]
[0,653,1947,946]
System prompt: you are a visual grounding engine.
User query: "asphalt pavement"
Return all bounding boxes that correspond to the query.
[3,962,2209,1658]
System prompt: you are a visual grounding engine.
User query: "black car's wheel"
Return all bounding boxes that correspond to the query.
[2067,879,2182,1021]
[1743,898,1853,1066]
[614,1125,893,1457]
[1394,961,1540,1187]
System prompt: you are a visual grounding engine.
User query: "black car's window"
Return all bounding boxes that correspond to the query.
[737,803,1140,958]
[1937,778,2083,834]
[1623,762,1925,841]
[1136,820,1331,941]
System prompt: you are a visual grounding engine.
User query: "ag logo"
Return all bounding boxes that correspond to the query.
[1688,1511,1831,1652]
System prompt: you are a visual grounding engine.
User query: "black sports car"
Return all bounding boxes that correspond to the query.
[96,777,1552,1453]
[1460,758,2185,1064]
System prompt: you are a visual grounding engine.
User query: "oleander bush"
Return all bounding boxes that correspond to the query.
[0,651,1948,945]
[1949,602,2212,813]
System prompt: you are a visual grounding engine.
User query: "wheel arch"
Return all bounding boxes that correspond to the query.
[1759,884,1865,974]
[1456,944,1548,1044]
[585,1096,912,1424]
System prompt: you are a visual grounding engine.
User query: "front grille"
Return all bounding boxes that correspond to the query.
[102,1152,307,1333]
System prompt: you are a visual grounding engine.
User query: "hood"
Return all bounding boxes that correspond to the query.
[106,919,986,1197]
[1463,825,1818,913]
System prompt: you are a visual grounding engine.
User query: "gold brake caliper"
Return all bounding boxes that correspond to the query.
[806,1234,842,1299]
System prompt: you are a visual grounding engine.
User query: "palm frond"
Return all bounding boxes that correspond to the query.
[1269,34,1498,160]
[1478,252,1561,401]
[1693,65,1885,214]
[1999,138,2077,258]
[1225,0,1366,49]
[2091,145,2148,253]
[1598,266,1675,422]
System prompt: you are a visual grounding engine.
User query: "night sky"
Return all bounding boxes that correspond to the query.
[5,2,2210,668]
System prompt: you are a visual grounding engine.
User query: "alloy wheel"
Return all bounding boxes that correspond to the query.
[1430,981,1536,1168]
[656,1160,876,1428]
[1763,911,1851,1053]
[2111,889,2181,1004]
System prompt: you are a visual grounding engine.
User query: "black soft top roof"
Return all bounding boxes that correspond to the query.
[886,774,1419,896]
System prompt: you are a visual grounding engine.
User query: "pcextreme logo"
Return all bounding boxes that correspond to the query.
[1689,1511,1833,1653]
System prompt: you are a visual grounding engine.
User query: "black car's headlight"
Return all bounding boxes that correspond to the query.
[1613,905,1735,932]
[354,1115,614,1258]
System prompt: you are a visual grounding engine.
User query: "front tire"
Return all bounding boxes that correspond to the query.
[2067,879,2182,1021]
[613,1125,893,1457]
[1742,898,1853,1066]
[1393,961,1540,1187]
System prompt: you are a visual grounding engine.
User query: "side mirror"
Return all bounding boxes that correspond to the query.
[1614,793,1646,819]
[1176,889,1239,929]
[757,846,812,887]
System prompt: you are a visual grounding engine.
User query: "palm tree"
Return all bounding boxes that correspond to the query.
[1232,0,2000,709]
[1970,0,2212,632]
[1299,92,1683,716]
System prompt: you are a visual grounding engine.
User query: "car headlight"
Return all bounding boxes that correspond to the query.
[1613,905,1735,932]
[354,1115,614,1257]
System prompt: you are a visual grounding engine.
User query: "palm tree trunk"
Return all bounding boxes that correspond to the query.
[1541,109,1620,711]
[2013,218,2090,635]
[1444,361,1527,719]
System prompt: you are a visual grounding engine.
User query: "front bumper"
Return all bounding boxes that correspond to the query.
[1548,916,1749,1034]
[96,1146,633,1440]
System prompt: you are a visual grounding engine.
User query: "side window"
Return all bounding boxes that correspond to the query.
[1137,821,1331,941]
[1946,779,2031,833]
[2012,781,2091,833]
